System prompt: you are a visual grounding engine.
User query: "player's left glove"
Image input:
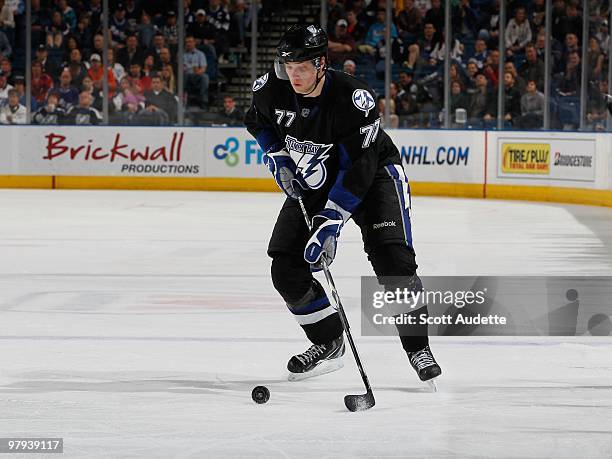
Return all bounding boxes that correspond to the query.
[304,208,344,271]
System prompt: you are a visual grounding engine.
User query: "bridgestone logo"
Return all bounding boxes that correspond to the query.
[554,153,593,167]
[373,221,397,230]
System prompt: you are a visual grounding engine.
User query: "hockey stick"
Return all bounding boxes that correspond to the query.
[297,197,375,412]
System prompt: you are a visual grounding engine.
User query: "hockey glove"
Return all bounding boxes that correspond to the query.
[304,208,344,271]
[263,148,307,200]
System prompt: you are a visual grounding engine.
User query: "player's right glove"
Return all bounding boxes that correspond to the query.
[263,148,307,200]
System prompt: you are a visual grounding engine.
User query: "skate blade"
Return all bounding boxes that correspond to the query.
[287,358,344,382]
[426,379,438,392]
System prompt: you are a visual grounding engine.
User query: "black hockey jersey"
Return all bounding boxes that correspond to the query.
[245,68,401,219]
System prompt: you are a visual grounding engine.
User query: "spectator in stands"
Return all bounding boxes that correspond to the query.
[428,31,463,67]
[184,0,195,27]
[110,3,129,47]
[519,43,544,90]
[469,73,496,127]
[359,8,397,57]
[0,57,11,84]
[346,10,366,44]
[65,37,80,58]
[0,0,15,45]
[31,60,53,105]
[32,0,50,46]
[229,0,247,48]
[117,34,144,69]
[452,0,479,41]
[405,21,436,70]
[207,0,231,62]
[108,48,126,83]
[561,33,580,66]
[189,9,217,58]
[325,0,345,33]
[183,35,209,108]
[36,45,59,81]
[46,10,69,49]
[66,47,88,86]
[66,91,102,125]
[144,73,177,124]
[503,71,521,127]
[162,11,179,49]
[556,51,581,96]
[219,95,243,126]
[125,0,141,26]
[0,88,25,124]
[74,14,93,52]
[159,47,176,77]
[81,75,102,111]
[0,28,10,58]
[397,70,418,99]
[504,61,525,93]
[343,59,356,76]
[57,0,76,31]
[595,20,609,56]
[143,54,156,78]
[148,33,166,66]
[505,6,531,58]
[472,39,489,70]
[378,96,399,128]
[89,33,105,60]
[449,62,466,88]
[482,49,499,88]
[530,0,546,31]
[33,91,66,125]
[138,11,157,49]
[557,2,582,43]
[586,79,609,131]
[424,0,444,35]
[396,0,422,45]
[515,79,544,129]
[127,62,151,95]
[465,60,479,89]
[161,63,176,93]
[450,80,470,123]
[57,68,79,110]
[87,53,117,96]
[89,0,102,31]
[328,19,356,66]
[397,92,419,127]
[587,37,604,82]
[112,77,144,115]
[0,68,11,105]
[534,30,547,61]
[13,76,37,111]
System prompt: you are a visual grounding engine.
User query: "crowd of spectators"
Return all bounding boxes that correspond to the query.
[0,0,249,125]
[325,0,612,131]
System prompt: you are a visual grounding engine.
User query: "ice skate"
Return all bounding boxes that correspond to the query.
[287,335,345,381]
[408,345,441,391]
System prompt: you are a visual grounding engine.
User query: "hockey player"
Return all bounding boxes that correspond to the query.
[245,24,441,383]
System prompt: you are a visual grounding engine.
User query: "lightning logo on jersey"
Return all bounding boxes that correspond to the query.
[285,135,333,189]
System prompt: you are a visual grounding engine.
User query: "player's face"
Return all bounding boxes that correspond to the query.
[284,60,319,94]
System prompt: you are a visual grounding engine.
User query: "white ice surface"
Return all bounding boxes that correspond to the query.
[1,190,611,458]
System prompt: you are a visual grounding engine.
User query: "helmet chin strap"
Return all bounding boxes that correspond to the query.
[298,57,326,96]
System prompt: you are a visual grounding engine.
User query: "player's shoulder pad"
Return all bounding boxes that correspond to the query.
[331,70,377,119]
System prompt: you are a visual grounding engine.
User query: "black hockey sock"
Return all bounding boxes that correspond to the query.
[286,280,343,345]
[395,306,430,353]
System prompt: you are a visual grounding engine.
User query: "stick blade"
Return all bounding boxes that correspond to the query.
[344,391,375,412]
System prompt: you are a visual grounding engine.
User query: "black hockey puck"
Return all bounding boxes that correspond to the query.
[252,386,270,404]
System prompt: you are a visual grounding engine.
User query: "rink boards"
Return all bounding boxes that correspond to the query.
[0,125,611,207]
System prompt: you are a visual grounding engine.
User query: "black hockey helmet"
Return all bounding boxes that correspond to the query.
[274,24,328,81]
